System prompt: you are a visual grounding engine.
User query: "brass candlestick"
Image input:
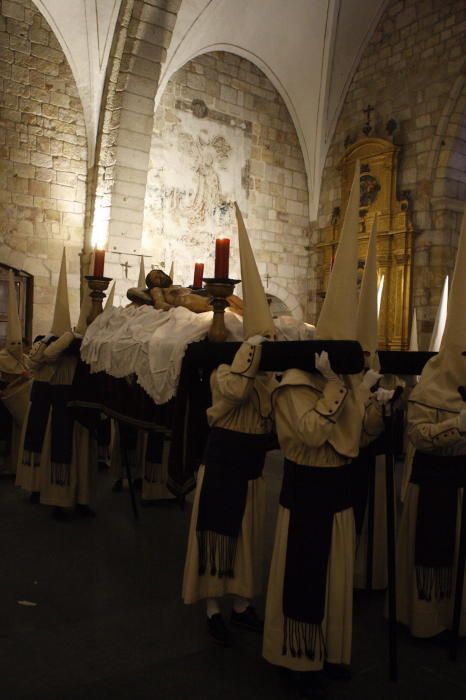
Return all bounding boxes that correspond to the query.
[203,278,240,343]
[85,275,112,324]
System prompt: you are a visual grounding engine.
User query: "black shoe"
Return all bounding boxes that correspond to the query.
[230,606,264,633]
[133,477,142,491]
[295,671,328,699]
[207,613,231,646]
[323,662,352,681]
[112,478,123,492]
[29,491,40,504]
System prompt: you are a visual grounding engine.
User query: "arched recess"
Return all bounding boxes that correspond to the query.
[0,0,87,335]
[264,282,303,322]
[157,42,311,200]
[142,49,309,320]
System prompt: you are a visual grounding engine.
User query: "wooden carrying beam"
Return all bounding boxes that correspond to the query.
[184,340,365,374]
[378,351,435,375]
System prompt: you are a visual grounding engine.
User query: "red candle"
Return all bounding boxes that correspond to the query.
[93,248,105,277]
[193,262,204,288]
[214,237,230,279]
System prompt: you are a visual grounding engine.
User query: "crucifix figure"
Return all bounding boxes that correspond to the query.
[264,272,271,289]
[362,104,375,136]
[120,261,131,279]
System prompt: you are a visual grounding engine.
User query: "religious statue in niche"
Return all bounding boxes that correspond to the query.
[359,169,381,208]
[178,130,232,225]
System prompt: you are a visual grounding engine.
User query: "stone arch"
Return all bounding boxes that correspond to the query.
[85,0,181,303]
[0,0,87,335]
[266,281,303,321]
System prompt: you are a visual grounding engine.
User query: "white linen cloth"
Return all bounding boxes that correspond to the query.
[81,304,313,405]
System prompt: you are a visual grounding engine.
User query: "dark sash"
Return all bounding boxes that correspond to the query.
[24,381,52,465]
[410,451,466,601]
[280,459,353,661]
[350,442,377,535]
[50,384,75,486]
[196,427,270,578]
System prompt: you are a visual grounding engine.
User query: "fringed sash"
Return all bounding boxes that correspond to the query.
[411,451,466,602]
[280,459,352,661]
[50,384,74,486]
[23,381,52,466]
[196,427,270,578]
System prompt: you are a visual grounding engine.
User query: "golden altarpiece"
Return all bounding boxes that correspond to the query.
[317,137,414,350]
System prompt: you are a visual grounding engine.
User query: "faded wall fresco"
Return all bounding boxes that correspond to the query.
[144,110,249,284]
[143,51,309,318]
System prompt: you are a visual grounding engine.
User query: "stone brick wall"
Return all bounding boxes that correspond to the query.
[313,0,465,347]
[0,0,87,335]
[142,51,309,318]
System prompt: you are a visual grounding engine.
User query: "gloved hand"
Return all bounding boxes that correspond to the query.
[247,335,268,346]
[375,387,395,404]
[361,368,382,391]
[458,409,466,432]
[314,351,339,382]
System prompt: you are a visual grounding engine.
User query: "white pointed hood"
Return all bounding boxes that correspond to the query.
[428,275,448,352]
[411,207,466,413]
[104,281,116,309]
[50,248,71,336]
[138,257,146,288]
[356,215,379,369]
[235,202,275,340]
[409,308,419,352]
[316,162,360,340]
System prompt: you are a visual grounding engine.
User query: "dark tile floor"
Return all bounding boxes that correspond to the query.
[1,453,465,700]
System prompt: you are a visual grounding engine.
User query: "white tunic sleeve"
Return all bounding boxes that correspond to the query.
[408,401,465,452]
[212,342,262,405]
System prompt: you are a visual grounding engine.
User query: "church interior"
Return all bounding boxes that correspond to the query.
[1,1,465,698]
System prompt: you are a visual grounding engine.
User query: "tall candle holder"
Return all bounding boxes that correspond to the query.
[203,277,240,343]
[85,275,112,324]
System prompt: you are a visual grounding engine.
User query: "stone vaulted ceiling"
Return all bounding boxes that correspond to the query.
[35,0,387,220]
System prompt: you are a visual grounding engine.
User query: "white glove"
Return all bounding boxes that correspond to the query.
[375,387,395,405]
[247,335,268,346]
[458,409,466,432]
[361,368,382,390]
[314,351,339,382]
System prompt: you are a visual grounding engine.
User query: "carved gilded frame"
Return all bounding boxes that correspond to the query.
[317,137,413,350]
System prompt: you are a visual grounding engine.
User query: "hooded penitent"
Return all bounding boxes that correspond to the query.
[51,248,72,337]
[407,209,466,602]
[234,202,275,340]
[410,211,465,415]
[313,162,363,458]
[104,281,116,309]
[0,270,25,375]
[428,275,448,352]
[356,215,380,370]
[138,257,146,288]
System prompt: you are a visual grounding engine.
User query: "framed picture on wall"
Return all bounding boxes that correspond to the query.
[0,264,34,349]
